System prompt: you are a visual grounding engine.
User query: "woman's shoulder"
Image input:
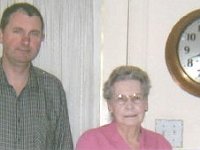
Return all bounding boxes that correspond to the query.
[141,127,172,150]
[80,123,114,138]
[141,127,167,140]
[76,123,115,150]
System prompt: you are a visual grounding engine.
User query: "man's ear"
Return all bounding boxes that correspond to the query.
[0,29,3,43]
[41,33,45,41]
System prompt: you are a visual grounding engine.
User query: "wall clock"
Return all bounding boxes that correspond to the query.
[165,9,200,97]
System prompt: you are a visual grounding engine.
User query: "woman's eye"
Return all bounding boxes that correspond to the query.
[134,96,140,100]
[117,94,125,100]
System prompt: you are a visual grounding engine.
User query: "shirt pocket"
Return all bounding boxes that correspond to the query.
[32,112,54,150]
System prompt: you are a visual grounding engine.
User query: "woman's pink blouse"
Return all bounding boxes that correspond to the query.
[76,122,172,150]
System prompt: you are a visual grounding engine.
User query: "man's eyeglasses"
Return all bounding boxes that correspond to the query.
[112,93,145,105]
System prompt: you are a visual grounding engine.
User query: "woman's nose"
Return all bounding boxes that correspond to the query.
[124,99,135,109]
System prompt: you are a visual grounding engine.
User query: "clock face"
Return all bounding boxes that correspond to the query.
[178,18,200,83]
[166,9,200,97]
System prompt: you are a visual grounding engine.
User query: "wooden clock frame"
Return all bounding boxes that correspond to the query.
[165,9,200,97]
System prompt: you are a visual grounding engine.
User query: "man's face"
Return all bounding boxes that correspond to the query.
[0,11,44,66]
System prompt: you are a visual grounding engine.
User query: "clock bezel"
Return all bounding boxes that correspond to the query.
[165,9,200,97]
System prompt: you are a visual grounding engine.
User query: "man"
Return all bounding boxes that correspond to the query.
[0,2,73,150]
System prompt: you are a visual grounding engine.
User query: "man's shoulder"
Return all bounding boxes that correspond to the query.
[32,66,62,85]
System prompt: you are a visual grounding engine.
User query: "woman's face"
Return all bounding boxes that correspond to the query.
[107,79,148,127]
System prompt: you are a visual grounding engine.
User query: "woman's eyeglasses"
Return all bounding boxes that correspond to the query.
[112,93,145,105]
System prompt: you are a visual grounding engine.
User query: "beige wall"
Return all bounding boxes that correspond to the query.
[101,0,200,149]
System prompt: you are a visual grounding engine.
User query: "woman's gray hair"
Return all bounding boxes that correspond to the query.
[103,65,151,100]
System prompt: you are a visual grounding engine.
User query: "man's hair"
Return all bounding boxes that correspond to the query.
[0,2,44,31]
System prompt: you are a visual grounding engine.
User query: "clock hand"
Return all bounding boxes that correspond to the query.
[190,53,200,59]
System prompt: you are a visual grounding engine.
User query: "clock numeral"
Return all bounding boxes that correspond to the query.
[187,33,196,41]
[184,46,190,54]
[187,58,193,67]
[198,25,200,32]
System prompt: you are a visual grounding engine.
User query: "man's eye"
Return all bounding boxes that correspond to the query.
[30,31,41,37]
[13,29,22,33]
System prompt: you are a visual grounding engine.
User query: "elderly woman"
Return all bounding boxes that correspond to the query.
[76,66,172,150]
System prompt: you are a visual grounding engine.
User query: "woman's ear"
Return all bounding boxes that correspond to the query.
[107,101,113,113]
[145,101,148,112]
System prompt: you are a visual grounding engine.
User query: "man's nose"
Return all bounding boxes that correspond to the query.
[22,34,30,46]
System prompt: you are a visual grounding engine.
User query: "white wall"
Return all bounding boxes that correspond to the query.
[1,0,200,149]
[101,0,200,149]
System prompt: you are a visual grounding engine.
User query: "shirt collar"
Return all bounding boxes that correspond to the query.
[0,58,38,88]
[26,64,39,88]
[0,58,8,85]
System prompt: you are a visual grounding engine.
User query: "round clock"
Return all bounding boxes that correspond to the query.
[165,9,200,97]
